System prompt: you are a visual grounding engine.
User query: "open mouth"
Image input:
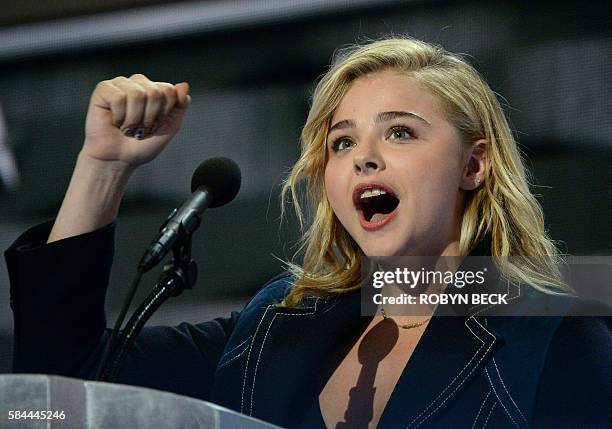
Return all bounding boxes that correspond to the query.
[353,185,400,224]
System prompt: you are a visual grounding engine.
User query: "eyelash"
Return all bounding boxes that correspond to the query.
[388,126,415,141]
[329,137,354,152]
[329,125,416,152]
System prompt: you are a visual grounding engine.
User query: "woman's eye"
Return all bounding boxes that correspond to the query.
[389,126,414,140]
[331,137,354,152]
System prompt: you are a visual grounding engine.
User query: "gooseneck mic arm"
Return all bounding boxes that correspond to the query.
[100,234,198,382]
[95,157,241,382]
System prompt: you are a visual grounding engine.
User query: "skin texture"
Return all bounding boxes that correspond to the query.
[324,70,486,258]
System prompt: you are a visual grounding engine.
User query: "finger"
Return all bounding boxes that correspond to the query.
[129,74,165,132]
[165,94,191,132]
[92,80,127,127]
[166,87,190,123]
[174,82,190,107]
[111,76,147,131]
[153,82,190,133]
[165,82,191,124]
[156,82,177,119]
[148,82,178,133]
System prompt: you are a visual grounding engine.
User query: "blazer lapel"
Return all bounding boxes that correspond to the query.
[379,314,504,428]
[239,290,505,428]
[240,290,372,424]
[236,235,512,427]
[379,248,511,428]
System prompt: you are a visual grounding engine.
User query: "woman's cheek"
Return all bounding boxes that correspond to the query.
[329,193,349,226]
[325,164,347,203]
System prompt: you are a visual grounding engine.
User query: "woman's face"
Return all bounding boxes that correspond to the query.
[324,70,472,257]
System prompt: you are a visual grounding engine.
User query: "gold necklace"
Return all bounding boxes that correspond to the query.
[380,307,431,329]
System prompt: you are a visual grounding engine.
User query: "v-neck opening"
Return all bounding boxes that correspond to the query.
[316,315,437,429]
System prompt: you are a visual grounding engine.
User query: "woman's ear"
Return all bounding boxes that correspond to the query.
[461,139,487,191]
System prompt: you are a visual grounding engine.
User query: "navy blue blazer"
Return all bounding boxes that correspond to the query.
[6,221,612,428]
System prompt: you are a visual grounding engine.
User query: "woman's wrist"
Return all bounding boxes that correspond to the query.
[47,152,134,243]
[76,149,135,178]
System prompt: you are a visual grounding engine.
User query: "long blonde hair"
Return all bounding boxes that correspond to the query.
[280,37,569,307]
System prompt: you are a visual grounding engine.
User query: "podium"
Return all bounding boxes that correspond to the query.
[0,374,282,428]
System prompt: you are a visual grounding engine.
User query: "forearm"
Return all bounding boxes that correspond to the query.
[48,151,133,243]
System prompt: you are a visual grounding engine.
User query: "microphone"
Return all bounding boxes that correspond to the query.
[138,157,241,272]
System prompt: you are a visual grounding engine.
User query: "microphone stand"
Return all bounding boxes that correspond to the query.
[99,234,198,382]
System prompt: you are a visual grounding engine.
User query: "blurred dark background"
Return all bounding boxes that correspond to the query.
[0,0,610,373]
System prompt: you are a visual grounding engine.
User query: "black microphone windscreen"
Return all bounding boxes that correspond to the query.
[191,157,241,208]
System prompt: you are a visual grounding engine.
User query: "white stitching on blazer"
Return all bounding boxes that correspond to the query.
[483,401,497,429]
[472,390,492,429]
[224,335,252,360]
[218,341,252,370]
[476,316,520,429]
[241,304,273,414]
[478,296,528,426]
[471,280,521,316]
[408,317,495,428]
[406,281,521,428]
[485,366,520,428]
[492,357,527,422]
[249,299,319,415]
[219,335,252,368]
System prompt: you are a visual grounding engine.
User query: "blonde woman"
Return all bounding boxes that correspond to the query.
[7,38,610,428]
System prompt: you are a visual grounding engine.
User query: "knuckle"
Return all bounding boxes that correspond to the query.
[157,82,174,91]
[130,73,148,80]
[159,84,174,97]
[111,93,127,104]
[147,88,162,101]
[130,88,146,101]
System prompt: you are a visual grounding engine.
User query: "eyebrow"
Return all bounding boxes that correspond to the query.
[328,111,431,134]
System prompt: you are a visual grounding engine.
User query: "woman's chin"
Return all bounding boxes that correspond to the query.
[359,242,406,258]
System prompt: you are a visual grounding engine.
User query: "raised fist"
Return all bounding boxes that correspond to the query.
[83,74,191,168]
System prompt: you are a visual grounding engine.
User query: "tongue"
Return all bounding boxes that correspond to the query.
[370,212,389,223]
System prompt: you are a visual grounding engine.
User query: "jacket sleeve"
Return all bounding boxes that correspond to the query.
[5,220,239,401]
[531,308,612,428]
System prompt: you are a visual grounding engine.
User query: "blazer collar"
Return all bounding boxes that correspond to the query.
[246,292,504,427]
[244,235,511,426]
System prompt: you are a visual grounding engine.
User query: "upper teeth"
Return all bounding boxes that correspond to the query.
[360,188,387,199]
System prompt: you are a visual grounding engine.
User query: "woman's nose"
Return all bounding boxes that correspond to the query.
[353,142,385,174]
